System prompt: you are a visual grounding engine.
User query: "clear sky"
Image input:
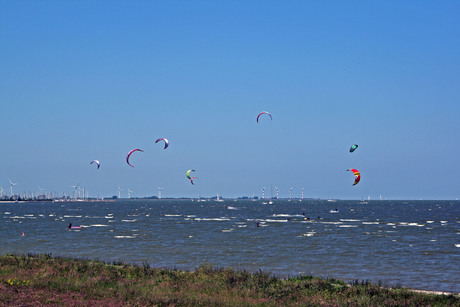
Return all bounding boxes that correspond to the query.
[1,1,459,200]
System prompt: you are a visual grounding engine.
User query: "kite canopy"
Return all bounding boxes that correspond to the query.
[186,169,195,179]
[126,149,143,167]
[90,160,100,169]
[155,138,169,149]
[256,111,272,123]
[347,169,361,186]
[349,144,358,152]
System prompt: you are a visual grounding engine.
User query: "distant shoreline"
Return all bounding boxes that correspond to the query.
[1,198,459,203]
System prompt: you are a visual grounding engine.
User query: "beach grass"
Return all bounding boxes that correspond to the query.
[1,253,458,306]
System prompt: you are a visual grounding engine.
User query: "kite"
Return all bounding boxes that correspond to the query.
[256,111,272,123]
[347,169,361,186]
[126,149,143,167]
[349,144,358,152]
[90,160,100,169]
[155,138,169,149]
[186,169,195,179]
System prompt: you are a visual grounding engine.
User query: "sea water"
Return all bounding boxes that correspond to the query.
[1,199,459,292]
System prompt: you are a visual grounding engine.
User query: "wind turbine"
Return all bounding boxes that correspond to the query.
[0,186,4,198]
[274,186,279,200]
[127,189,133,199]
[79,187,88,200]
[38,186,45,198]
[117,185,123,199]
[71,183,80,200]
[9,179,17,197]
[157,186,164,199]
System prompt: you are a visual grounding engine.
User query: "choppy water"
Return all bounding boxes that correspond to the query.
[1,199,459,292]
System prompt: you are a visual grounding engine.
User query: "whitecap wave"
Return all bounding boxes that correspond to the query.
[399,222,424,227]
[299,232,315,237]
[194,218,230,221]
[260,219,288,223]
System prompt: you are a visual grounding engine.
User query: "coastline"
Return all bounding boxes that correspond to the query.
[1,253,459,306]
[409,289,458,296]
[0,199,115,203]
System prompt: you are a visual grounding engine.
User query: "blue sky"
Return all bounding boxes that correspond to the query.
[1,1,459,199]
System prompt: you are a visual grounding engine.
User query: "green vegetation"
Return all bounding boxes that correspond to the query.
[1,253,458,306]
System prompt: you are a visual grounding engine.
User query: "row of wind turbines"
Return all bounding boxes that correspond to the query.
[115,185,165,199]
[0,178,18,198]
[1,176,168,201]
[0,178,56,200]
[260,186,305,201]
[3,177,307,202]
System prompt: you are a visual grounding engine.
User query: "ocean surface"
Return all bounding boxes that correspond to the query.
[1,199,459,292]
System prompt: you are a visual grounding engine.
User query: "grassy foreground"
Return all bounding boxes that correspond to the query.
[1,253,458,306]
